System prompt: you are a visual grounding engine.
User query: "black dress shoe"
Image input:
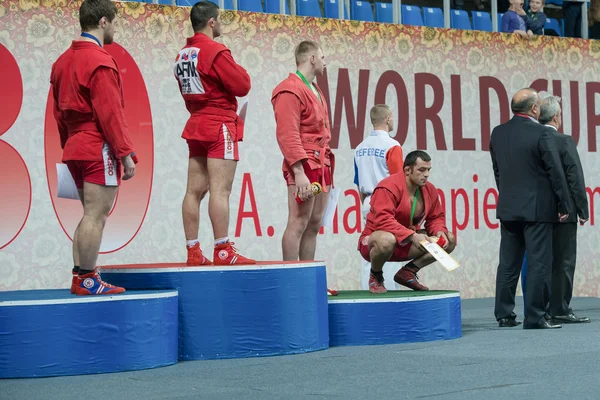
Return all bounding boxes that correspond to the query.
[552,313,591,324]
[524,321,562,329]
[498,318,521,327]
[544,313,551,321]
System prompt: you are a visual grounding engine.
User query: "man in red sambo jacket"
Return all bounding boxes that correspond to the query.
[174,1,254,266]
[50,0,137,296]
[271,40,334,264]
[359,150,456,294]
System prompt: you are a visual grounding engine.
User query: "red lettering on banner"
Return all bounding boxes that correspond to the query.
[483,188,499,229]
[451,188,469,240]
[552,80,564,133]
[586,187,600,225]
[374,70,409,145]
[317,68,369,149]
[44,42,154,253]
[415,73,447,150]
[0,44,31,250]
[586,82,600,152]
[530,78,548,94]
[570,81,580,143]
[343,189,361,234]
[235,173,262,237]
[472,174,480,229]
[479,76,509,151]
[451,75,475,151]
[437,189,446,216]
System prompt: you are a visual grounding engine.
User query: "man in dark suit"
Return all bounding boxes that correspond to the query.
[490,88,572,329]
[539,94,590,324]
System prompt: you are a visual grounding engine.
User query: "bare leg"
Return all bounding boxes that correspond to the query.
[182,157,209,240]
[298,188,330,260]
[368,231,397,272]
[207,158,237,239]
[76,183,118,271]
[282,186,314,261]
[72,189,85,268]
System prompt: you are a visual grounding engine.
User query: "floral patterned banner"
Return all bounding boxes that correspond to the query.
[1,0,600,298]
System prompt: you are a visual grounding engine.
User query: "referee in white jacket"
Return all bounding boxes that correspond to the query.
[354,104,404,290]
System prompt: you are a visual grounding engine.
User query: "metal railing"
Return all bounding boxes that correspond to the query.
[155,0,591,39]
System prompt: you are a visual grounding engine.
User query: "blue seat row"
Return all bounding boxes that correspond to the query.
[152,0,565,35]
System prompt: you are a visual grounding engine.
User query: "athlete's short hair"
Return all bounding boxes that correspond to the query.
[370,104,392,125]
[294,40,320,66]
[404,150,431,169]
[191,1,219,32]
[79,0,117,32]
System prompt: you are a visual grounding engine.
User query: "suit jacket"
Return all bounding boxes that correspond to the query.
[549,126,589,222]
[490,115,572,222]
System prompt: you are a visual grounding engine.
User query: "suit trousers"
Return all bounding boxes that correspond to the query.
[550,222,578,316]
[495,221,553,326]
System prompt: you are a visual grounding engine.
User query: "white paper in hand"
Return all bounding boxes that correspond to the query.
[420,240,460,272]
[321,187,341,229]
[237,96,249,122]
[56,163,80,200]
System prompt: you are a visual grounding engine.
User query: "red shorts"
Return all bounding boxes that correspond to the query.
[358,235,412,262]
[66,154,121,190]
[283,160,332,187]
[187,121,239,161]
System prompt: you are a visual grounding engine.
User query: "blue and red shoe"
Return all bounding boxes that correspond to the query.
[72,270,126,296]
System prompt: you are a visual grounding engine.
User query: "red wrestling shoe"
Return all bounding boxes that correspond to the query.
[213,242,256,265]
[70,269,78,294]
[369,273,387,294]
[72,271,126,296]
[186,243,212,266]
[394,266,429,291]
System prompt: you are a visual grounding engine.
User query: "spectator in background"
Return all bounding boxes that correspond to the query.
[563,1,582,38]
[523,0,547,35]
[502,0,534,38]
[590,0,600,39]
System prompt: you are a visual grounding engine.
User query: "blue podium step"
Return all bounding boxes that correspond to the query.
[0,289,179,378]
[100,262,330,360]
[328,290,462,346]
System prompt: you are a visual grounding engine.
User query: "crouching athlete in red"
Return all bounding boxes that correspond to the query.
[51,0,137,295]
[358,150,456,293]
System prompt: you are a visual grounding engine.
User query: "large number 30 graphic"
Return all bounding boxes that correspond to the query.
[0,42,154,253]
[44,43,154,253]
[0,45,31,251]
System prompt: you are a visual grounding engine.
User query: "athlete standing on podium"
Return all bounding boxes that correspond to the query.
[271,41,334,265]
[175,1,254,266]
[51,0,137,295]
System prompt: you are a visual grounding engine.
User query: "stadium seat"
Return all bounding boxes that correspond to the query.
[375,2,393,23]
[498,13,503,30]
[297,0,322,17]
[178,0,234,9]
[472,11,492,32]
[206,0,235,9]
[451,9,471,30]
[545,18,562,36]
[324,0,349,19]
[401,5,423,26]
[156,0,175,5]
[546,0,563,5]
[352,0,374,21]
[238,0,263,12]
[265,0,290,14]
[423,7,444,28]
